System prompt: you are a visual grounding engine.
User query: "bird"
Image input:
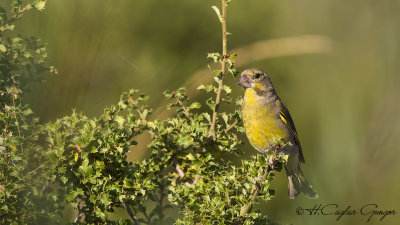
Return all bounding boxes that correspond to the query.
[237,68,318,199]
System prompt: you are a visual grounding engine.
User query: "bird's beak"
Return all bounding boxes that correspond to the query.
[237,74,252,88]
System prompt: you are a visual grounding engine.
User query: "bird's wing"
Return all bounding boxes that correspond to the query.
[276,99,305,163]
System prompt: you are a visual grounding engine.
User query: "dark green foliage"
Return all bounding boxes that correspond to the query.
[1,1,287,224]
[1,1,60,224]
[47,90,154,224]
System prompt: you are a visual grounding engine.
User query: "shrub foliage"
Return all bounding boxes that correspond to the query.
[1,1,286,224]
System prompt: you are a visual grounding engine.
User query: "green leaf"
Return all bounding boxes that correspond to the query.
[100,194,112,206]
[176,133,194,148]
[206,98,216,110]
[206,85,215,92]
[94,206,106,218]
[221,113,228,125]
[223,85,232,95]
[199,84,215,93]
[207,52,222,62]
[115,115,125,127]
[163,90,173,99]
[235,97,243,106]
[236,125,245,133]
[22,108,33,116]
[188,102,201,109]
[197,84,206,90]
[0,44,6,52]
[186,153,195,161]
[229,68,239,77]
[213,69,222,76]
[123,178,134,188]
[211,6,223,21]
[0,24,15,31]
[203,113,211,122]
[33,0,46,11]
[60,176,68,184]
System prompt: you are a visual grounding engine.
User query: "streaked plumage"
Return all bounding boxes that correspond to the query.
[238,68,317,199]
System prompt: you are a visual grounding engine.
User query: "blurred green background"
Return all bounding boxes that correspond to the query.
[10,0,400,224]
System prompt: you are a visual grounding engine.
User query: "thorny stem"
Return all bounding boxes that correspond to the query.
[174,158,185,178]
[208,0,228,138]
[141,206,151,224]
[74,204,85,223]
[27,164,43,175]
[61,122,75,136]
[157,183,167,222]
[7,4,32,24]
[216,119,238,140]
[124,203,141,225]
[136,108,147,125]
[174,156,201,188]
[185,175,200,188]
[178,99,194,122]
[225,187,231,206]
[12,96,23,151]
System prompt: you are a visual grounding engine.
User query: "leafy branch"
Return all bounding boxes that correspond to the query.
[0,0,287,224]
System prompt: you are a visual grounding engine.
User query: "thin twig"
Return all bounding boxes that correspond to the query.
[175,163,185,178]
[136,108,147,125]
[22,132,40,141]
[61,122,75,136]
[127,94,148,125]
[157,184,166,222]
[174,155,202,188]
[177,99,194,122]
[74,204,85,223]
[7,5,32,23]
[225,187,231,206]
[185,182,194,188]
[185,174,201,188]
[193,174,200,184]
[216,119,239,139]
[27,164,43,175]
[12,96,23,151]
[172,156,185,178]
[141,206,151,224]
[124,203,141,225]
[239,154,277,218]
[73,211,84,223]
[225,119,239,133]
[239,168,269,218]
[208,0,228,138]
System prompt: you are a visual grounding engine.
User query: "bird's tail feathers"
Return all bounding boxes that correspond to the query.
[285,163,318,199]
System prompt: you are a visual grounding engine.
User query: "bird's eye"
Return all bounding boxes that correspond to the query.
[254,73,261,79]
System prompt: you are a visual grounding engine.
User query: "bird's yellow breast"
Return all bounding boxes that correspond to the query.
[242,88,286,151]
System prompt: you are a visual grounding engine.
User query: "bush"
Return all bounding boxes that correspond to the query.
[1,1,286,224]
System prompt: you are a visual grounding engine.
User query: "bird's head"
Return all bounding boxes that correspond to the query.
[237,68,275,93]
